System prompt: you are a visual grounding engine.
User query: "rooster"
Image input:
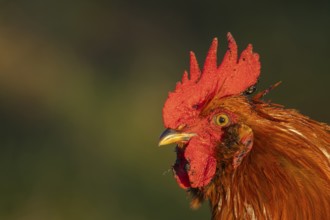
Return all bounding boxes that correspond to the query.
[159,33,330,219]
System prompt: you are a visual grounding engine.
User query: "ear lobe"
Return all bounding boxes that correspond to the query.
[232,124,253,169]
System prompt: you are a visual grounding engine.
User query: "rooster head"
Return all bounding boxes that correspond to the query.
[159,33,260,189]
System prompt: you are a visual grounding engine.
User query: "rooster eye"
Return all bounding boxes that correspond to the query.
[214,114,230,127]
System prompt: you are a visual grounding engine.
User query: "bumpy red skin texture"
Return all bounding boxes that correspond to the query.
[163,33,260,189]
[172,110,238,189]
[173,124,220,189]
[184,137,217,188]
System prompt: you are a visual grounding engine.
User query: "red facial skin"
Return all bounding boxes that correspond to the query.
[172,110,237,189]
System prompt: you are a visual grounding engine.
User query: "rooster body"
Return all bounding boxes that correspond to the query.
[159,34,330,219]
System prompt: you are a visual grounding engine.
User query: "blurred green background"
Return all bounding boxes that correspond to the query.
[0,0,329,219]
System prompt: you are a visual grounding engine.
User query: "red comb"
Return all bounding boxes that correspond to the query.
[163,33,260,129]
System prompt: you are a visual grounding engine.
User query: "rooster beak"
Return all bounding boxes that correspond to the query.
[158,128,196,146]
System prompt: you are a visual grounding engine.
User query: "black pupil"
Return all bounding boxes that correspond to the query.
[219,116,226,124]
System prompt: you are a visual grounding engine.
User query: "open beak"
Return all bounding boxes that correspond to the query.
[158,128,196,146]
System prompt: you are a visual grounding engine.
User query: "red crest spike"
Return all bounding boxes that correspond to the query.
[163,33,260,129]
[189,52,201,82]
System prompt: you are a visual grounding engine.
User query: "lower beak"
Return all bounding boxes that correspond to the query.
[158,128,196,146]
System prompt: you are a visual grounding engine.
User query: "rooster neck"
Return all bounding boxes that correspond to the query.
[206,160,252,219]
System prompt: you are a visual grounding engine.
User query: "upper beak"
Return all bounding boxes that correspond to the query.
[158,128,196,146]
